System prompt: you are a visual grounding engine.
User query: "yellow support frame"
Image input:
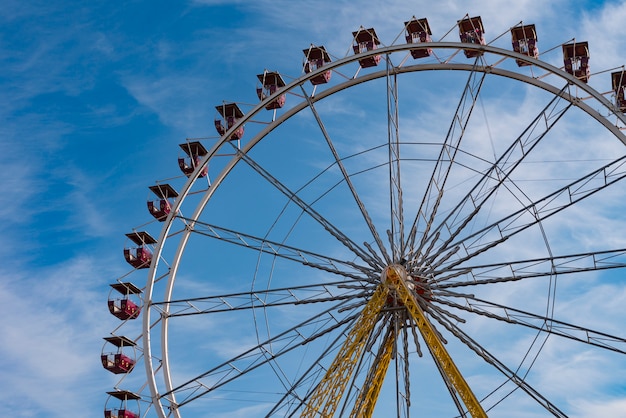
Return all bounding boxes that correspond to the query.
[383,265,487,418]
[301,285,388,417]
[349,330,395,418]
[301,264,487,418]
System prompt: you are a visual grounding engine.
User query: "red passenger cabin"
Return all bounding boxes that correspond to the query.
[123,231,156,269]
[352,27,381,68]
[511,24,538,66]
[257,71,286,110]
[303,45,332,85]
[215,102,245,140]
[147,183,178,221]
[108,282,141,320]
[101,336,136,374]
[458,16,485,58]
[612,70,626,113]
[405,17,433,59]
[178,141,209,178]
[104,390,140,418]
[563,41,590,83]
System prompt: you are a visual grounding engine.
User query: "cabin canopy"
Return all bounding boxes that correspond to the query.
[147,184,178,221]
[303,45,332,85]
[511,24,538,66]
[612,70,626,113]
[101,336,136,374]
[562,41,590,83]
[458,16,485,58]
[352,27,382,68]
[215,103,245,140]
[104,391,140,418]
[178,141,208,178]
[108,282,142,320]
[405,17,433,59]
[257,71,286,110]
[123,231,156,269]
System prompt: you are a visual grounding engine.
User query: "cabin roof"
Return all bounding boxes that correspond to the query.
[179,141,208,157]
[104,335,137,347]
[257,71,286,87]
[405,18,432,35]
[110,282,142,295]
[215,102,244,119]
[125,231,157,246]
[352,27,381,44]
[107,390,141,401]
[149,184,179,199]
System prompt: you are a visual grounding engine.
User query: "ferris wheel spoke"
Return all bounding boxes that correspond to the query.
[433,248,626,287]
[233,146,382,270]
[178,215,376,281]
[434,293,626,354]
[432,155,626,271]
[168,298,363,408]
[386,57,405,263]
[427,307,569,418]
[406,65,487,262]
[417,86,573,264]
[301,87,391,265]
[151,282,372,317]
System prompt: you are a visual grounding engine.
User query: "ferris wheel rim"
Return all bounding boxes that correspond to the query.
[138,38,626,418]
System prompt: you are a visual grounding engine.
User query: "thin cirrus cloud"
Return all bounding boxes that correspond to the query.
[1,1,626,417]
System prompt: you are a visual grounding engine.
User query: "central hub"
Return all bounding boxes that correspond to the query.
[381,264,432,302]
[381,264,408,287]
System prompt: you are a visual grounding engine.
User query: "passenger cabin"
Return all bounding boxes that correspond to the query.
[257,71,286,110]
[104,390,140,418]
[563,41,590,83]
[147,183,178,221]
[303,45,332,85]
[612,70,626,112]
[511,24,538,66]
[352,27,381,68]
[101,336,136,374]
[458,16,485,58]
[405,17,433,59]
[215,102,245,140]
[123,231,156,269]
[178,141,208,178]
[108,282,141,320]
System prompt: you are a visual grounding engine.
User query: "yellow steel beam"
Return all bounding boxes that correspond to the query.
[383,265,487,418]
[301,284,388,417]
[349,330,395,418]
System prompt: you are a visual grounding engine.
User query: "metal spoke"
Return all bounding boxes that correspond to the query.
[168,298,363,407]
[178,215,377,281]
[233,145,382,270]
[301,85,391,265]
[434,248,626,287]
[432,155,626,270]
[426,307,569,417]
[407,61,487,262]
[434,293,626,354]
[386,55,404,263]
[416,85,572,265]
[152,281,373,317]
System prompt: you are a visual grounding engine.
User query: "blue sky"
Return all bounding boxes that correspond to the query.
[3,0,626,417]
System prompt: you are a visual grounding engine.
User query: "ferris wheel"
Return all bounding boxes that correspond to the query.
[103,14,626,418]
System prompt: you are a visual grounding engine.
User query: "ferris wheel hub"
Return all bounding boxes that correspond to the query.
[381,264,408,287]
